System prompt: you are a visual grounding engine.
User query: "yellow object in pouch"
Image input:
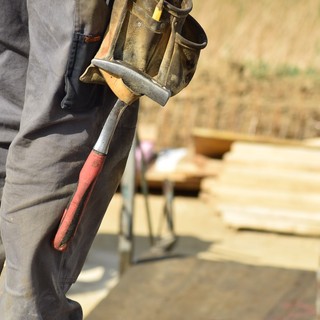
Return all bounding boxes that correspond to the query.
[152,0,164,21]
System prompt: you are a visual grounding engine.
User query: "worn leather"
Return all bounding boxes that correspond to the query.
[80,0,207,104]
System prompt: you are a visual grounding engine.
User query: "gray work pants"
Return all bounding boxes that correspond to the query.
[0,0,138,319]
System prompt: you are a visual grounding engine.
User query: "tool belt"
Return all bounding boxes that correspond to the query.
[80,0,207,105]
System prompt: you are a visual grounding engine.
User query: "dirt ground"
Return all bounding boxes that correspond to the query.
[138,0,320,149]
[67,192,320,318]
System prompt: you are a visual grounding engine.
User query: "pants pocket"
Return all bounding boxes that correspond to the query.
[61,33,105,112]
[61,0,112,112]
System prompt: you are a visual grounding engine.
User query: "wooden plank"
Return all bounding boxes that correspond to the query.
[232,140,320,157]
[192,129,233,156]
[219,204,320,236]
[200,177,218,193]
[192,128,305,157]
[208,182,320,212]
[87,257,316,320]
[226,142,320,170]
[218,165,320,193]
[305,137,320,147]
[230,141,320,157]
[225,153,320,172]
[143,172,201,191]
[141,155,222,191]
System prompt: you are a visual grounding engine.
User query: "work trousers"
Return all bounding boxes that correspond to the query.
[0,0,138,319]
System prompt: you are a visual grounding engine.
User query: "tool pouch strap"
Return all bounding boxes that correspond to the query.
[80,0,207,105]
[80,0,137,104]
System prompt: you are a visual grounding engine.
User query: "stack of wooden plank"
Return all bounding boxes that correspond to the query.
[201,141,320,236]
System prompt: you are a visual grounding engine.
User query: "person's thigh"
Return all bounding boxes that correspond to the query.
[0,0,29,273]
[0,0,29,196]
[0,1,138,319]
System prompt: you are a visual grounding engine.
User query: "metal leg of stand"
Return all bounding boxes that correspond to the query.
[118,134,177,271]
[155,179,177,252]
[136,134,154,246]
[119,135,136,275]
[163,179,175,234]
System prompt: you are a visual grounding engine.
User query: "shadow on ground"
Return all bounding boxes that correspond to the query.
[86,257,317,320]
[68,233,214,296]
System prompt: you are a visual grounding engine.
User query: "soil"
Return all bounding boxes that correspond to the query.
[138,0,320,149]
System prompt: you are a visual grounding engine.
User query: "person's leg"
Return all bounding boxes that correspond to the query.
[0,0,138,319]
[0,0,30,273]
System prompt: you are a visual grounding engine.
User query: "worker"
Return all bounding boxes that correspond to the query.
[0,1,138,319]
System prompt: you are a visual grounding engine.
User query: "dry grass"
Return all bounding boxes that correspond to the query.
[193,0,320,70]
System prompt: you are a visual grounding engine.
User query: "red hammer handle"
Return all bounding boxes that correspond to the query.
[53,150,106,251]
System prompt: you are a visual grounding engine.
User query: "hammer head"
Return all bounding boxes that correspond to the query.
[92,59,171,106]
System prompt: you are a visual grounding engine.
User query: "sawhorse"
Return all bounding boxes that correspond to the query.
[118,134,177,275]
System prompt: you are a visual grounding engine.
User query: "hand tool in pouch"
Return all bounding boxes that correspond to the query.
[53,0,207,251]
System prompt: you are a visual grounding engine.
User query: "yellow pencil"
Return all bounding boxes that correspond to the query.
[152,0,164,21]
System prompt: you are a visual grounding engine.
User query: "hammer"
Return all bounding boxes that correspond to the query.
[53,59,170,251]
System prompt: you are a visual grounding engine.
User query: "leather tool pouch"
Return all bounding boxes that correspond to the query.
[80,0,207,105]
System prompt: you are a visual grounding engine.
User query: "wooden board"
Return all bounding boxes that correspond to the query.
[219,204,320,236]
[141,155,222,191]
[219,165,320,193]
[86,257,316,320]
[192,128,305,157]
[208,182,320,212]
[225,144,320,172]
[143,168,202,191]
